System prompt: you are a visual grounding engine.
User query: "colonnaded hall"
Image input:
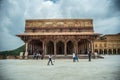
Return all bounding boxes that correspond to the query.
[17,19,120,58]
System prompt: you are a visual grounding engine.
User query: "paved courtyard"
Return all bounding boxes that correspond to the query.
[0,55,120,80]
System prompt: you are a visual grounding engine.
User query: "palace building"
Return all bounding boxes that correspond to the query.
[94,33,120,55]
[17,19,120,59]
[17,19,100,58]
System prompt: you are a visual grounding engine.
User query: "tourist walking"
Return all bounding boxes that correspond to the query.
[88,51,92,61]
[47,54,54,65]
[73,52,75,62]
[75,53,79,62]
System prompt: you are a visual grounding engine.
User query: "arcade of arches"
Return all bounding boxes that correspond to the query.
[93,33,120,55]
[27,36,93,56]
[25,34,120,56]
[94,49,120,55]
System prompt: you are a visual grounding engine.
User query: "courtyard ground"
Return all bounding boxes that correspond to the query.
[0,55,120,80]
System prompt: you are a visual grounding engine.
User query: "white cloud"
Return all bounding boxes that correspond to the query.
[58,0,110,18]
[0,27,24,51]
[0,16,12,28]
[24,0,62,19]
[94,16,120,34]
[0,0,119,51]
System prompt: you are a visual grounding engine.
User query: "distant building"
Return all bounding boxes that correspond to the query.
[94,33,120,54]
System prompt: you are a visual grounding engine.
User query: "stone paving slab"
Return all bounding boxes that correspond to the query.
[0,55,120,80]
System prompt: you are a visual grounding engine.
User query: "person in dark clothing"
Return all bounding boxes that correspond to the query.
[47,54,54,65]
[88,51,92,62]
[75,53,79,62]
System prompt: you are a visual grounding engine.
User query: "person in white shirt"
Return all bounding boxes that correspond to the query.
[73,53,75,62]
[33,52,36,59]
[36,52,41,59]
[47,54,54,65]
[94,52,98,59]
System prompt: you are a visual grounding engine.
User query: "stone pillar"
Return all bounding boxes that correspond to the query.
[24,42,28,59]
[74,41,78,54]
[106,49,108,55]
[111,49,113,55]
[42,41,45,54]
[74,42,76,53]
[88,42,90,50]
[44,42,47,55]
[76,42,78,54]
[98,49,99,55]
[90,40,94,54]
[64,42,67,56]
[54,42,56,56]
[83,40,85,53]
[87,42,89,50]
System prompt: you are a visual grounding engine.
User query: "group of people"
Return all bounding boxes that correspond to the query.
[73,53,79,62]
[33,50,44,60]
[47,51,98,65]
[72,51,98,62]
[33,52,41,59]
[72,51,95,62]
[32,49,97,65]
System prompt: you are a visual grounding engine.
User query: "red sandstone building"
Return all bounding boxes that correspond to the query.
[16,19,101,58]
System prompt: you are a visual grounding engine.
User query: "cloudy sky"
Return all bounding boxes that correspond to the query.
[0,0,120,51]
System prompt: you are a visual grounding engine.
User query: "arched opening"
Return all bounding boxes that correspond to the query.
[113,49,116,54]
[99,49,103,54]
[117,49,120,54]
[67,41,74,54]
[28,40,42,55]
[78,41,82,54]
[108,49,112,55]
[47,41,54,55]
[78,39,88,54]
[104,49,107,55]
[94,49,98,53]
[56,41,64,55]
